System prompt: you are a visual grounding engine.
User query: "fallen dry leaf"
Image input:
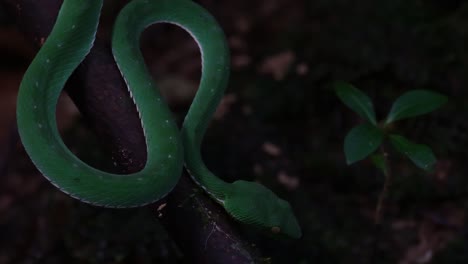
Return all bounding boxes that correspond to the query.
[277,171,299,190]
[296,62,309,75]
[262,142,282,157]
[258,50,295,80]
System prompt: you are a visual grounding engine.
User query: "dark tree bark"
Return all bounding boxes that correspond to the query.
[2,0,260,263]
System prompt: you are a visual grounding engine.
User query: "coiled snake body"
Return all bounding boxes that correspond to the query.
[16,0,301,238]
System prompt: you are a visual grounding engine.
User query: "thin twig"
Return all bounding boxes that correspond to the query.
[375,145,392,225]
[370,144,393,263]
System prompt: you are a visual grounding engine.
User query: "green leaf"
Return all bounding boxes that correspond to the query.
[335,81,377,125]
[385,90,447,124]
[389,134,436,171]
[344,123,384,165]
[370,153,387,174]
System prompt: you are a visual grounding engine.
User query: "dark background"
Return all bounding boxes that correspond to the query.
[1,0,468,263]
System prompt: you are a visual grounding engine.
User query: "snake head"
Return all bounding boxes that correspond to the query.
[223,180,301,239]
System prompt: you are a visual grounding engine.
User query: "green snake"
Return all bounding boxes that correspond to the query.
[16,0,301,238]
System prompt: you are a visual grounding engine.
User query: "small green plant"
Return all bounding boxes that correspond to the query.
[334,81,447,223]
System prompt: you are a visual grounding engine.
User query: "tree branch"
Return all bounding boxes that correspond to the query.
[3,0,259,262]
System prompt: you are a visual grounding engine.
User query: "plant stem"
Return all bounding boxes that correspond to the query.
[375,144,392,225]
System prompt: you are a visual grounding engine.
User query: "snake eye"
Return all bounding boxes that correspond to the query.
[271,226,281,234]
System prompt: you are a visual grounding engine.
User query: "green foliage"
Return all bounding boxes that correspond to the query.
[335,82,446,171]
[344,123,383,164]
[334,81,377,125]
[389,134,436,171]
[385,90,448,124]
